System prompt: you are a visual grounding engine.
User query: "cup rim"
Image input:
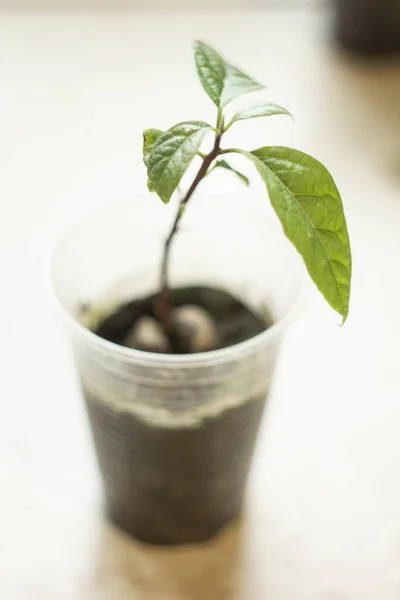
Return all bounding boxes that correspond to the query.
[49,196,308,368]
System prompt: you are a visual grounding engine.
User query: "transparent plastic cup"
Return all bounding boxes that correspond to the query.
[50,194,305,545]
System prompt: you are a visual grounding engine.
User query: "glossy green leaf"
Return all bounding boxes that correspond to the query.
[147,121,212,204]
[194,41,264,108]
[194,41,225,107]
[228,101,292,127]
[142,128,163,167]
[229,147,351,321]
[211,159,249,186]
[220,65,264,108]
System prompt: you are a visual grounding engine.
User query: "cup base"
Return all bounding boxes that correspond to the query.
[106,502,243,546]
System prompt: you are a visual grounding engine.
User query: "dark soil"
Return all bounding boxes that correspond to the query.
[84,389,267,544]
[95,286,267,352]
[85,287,270,544]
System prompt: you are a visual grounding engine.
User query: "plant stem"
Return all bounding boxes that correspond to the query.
[217,107,223,130]
[155,132,222,340]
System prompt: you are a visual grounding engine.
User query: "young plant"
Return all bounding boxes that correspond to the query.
[143,41,352,342]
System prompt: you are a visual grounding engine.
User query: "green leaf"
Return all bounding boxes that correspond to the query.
[194,41,225,107]
[194,40,264,108]
[228,102,292,127]
[228,147,351,321]
[142,128,163,167]
[147,121,212,204]
[211,159,249,186]
[220,65,264,108]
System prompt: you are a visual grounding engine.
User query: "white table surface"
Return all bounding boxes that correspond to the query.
[1,8,400,600]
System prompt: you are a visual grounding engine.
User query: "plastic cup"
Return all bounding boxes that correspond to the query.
[50,194,304,545]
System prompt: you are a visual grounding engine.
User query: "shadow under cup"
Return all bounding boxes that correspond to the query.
[50,195,304,545]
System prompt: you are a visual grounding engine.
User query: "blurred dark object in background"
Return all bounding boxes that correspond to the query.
[334,0,400,55]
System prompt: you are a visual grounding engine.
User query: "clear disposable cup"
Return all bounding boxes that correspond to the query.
[50,194,305,545]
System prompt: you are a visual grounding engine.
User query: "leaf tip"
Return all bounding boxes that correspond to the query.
[193,39,215,57]
[156,188,171,204]
[154,189,170,205]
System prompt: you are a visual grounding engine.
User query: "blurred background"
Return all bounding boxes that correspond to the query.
[1,1,400,599]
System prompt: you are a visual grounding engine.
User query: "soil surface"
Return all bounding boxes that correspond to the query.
[94,286,267,352]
